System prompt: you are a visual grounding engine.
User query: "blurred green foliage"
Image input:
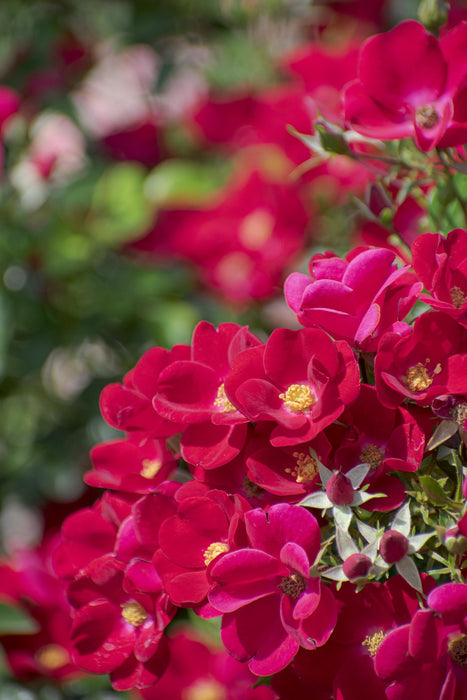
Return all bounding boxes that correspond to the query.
[0,0,313,528]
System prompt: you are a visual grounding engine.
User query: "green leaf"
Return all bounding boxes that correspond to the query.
[90,163,152,245]
[428,179,466,231]
[0,293,10,379]
[427,420,458,450]
[419,475,450,506]
[187,609,222,645]
[315,124,350,156]
[253,676,273,688]
[0,603,39,635]
[145,159,230,207]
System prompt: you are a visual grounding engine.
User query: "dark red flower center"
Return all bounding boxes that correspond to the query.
[449,635,467,667]
[359,443,385,470]
[451,402,467,426]
[242,476,264,498]
[278,572,305,598]
[450,286,466,309]
[405,362,436,393]
[415,105,439,129]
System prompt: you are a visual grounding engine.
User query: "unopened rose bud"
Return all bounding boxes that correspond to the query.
[326,471,354,506]
[379,529,409,564]
[342,553,372,582]
[418,0,448,32]
[445,525,467,555]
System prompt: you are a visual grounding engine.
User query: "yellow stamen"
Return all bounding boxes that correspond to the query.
[450,286,466,309]
[415,105,439,129]
[279,384,315,412]
[121,601,147,627]
[213,383,236,413]
[203,541,229,566]
[285,452,318,483]
[140,458,162,479]
[183,678,227,700]
[405,363,433,392]
[362,630,385,657]
[36,644,69,670]
[359,444,385,470]
[238,209,275,251]
[452,402,467,426]
[449,635,467,667]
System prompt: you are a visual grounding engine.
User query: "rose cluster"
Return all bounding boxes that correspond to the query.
[2,13,467,700]
[0,226,456,699]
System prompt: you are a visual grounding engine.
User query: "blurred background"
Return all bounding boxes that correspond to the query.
[0,0,454,697]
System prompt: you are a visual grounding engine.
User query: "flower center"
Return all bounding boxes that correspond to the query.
[450,286,466,309]
[362,630,385,657]
[359,443,385,470]
[449,635,467,667]
[183,678,227,700]
[203,541,229,566]
[451,402,467,426]
[278,572,305,598]
[140,458,162,479]
[213,383,237,413]
[242,475,264,498]
[238,209,275,251]
[415,105,439,129]
[285,451,318,483]
[36,644,69,670]
[279,384,315,412]
[121,600,147,627]
[405,363,434,392]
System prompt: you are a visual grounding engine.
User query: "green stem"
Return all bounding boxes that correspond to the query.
[437,148,467,226]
